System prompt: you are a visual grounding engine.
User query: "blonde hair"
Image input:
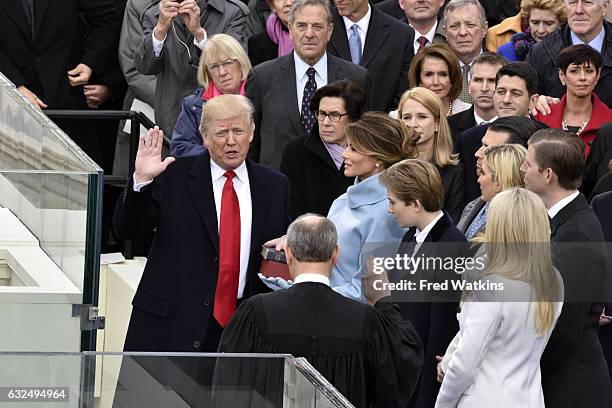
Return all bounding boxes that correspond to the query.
[199,94,255,136]
[197,34,252,88]
[397,87,458,167]
[346,112,419,168]
[484,144,528,191]
[520,0,567,25]
[482,188,561,335]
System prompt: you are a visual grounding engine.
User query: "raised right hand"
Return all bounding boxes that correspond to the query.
[134,126,175,183]
[155,0,181,39]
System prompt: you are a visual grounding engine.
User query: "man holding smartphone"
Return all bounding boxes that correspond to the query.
[136,0,248,138]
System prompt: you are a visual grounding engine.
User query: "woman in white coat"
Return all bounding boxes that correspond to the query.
[435,188,563,408]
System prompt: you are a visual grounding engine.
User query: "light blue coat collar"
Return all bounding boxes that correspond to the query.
[347,173,387,209]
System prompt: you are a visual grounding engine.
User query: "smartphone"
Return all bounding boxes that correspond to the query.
[261,246,287,264]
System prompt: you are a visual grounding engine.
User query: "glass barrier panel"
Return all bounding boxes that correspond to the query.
[0,73,102,352]
[0,352,356,407]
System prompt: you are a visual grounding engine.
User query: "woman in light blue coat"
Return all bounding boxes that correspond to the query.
[262,112,419,302]
[327,112,419,300]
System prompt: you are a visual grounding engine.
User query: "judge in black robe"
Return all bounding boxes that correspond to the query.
[214,214,424,408]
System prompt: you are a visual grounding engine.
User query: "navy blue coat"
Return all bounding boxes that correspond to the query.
[396,213,467,408]
[113,151,292,352]
[170,87,205,157]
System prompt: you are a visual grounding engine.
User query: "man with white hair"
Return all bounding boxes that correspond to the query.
[526,0,612,107]
[442,0,488,103]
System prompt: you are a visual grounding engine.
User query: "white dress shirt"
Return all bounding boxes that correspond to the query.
[294,273,331,286]
[343,4,371,53]
[547,190,579,219]
[152,25,208,58]
[210,159,252,299]
[571,27,605,53]
[412,211,444,255]
[295,51,328,112]
[411,21,438,54]
[474,111,497,125]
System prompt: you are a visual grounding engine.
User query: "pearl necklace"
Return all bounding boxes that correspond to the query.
[447,102,453,117]
[561,118,588,135]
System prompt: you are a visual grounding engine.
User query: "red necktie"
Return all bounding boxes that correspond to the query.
[417,36,428,51]
[213,170,241,327]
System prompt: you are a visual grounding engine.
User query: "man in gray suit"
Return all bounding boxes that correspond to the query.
[136,0,248,137]
[245,0,369,170]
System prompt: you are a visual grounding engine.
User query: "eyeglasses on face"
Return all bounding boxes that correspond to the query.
[208,59,238,73]
[316,110,349,122]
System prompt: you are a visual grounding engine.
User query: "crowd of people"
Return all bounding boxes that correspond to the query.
[1,0,611,406]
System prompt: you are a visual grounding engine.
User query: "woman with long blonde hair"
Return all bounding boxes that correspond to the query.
[436,188,563,408]
[397,87,465,222]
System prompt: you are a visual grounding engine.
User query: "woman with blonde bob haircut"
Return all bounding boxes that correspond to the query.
[436,188,563,408]
[381,159,467,408]
[458,144,527,239]
[171,34,252,157]
[397,87,465,222]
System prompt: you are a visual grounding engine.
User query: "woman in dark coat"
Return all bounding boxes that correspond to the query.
[247,0,293,66]
[396,87,466,223]
[280,80,367,218]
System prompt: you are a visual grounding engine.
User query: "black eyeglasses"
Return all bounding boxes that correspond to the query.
[316,110,349,122]
[208,59,238,73]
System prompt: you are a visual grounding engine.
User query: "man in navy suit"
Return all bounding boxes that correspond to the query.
[523,129,610,408]
[113,94,292,353]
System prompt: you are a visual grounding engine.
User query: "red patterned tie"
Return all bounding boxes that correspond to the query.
[213,170,241,327]
[417,36,429,51]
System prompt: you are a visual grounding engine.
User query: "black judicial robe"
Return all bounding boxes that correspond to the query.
[214,282,424,408]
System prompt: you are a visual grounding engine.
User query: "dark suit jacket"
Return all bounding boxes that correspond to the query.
[583,123,612,198]
[0,0,116,163]
[447,106,477,144]
[113,151,292,352]
[542,193,610,408]
[454,124,488,202]
[247,30,279,67]
[592,191,612,241]
[280,129,353,218]
[438,163,465,223]
[396,213,466,408]
[375,0,404,20]
[327,5,414,112]
[591,191,612,384]
[246,52,368,169]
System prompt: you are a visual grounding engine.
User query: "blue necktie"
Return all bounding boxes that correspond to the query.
[300,67,317,135]
[349,24,362,65]
[466,205,488,240]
